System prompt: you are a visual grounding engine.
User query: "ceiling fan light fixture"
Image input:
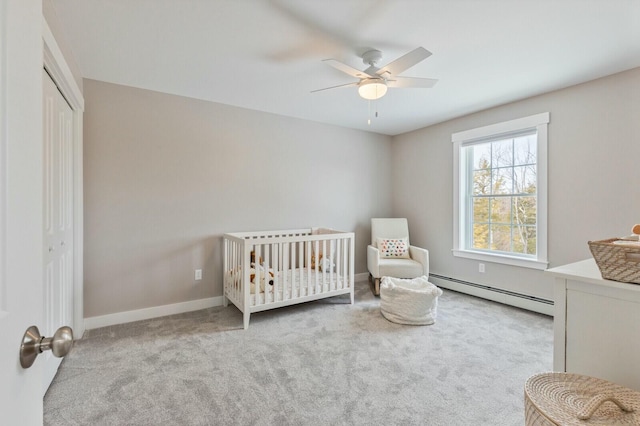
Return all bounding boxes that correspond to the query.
[358,79,387,100]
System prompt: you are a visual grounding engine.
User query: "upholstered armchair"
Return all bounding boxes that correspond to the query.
[367,218,429,296]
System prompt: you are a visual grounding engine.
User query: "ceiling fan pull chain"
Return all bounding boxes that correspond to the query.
[367,100,371,125]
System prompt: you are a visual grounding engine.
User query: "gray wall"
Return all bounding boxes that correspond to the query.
[84,67,639,317]
[391,67,640,300]
[83,80,392,318]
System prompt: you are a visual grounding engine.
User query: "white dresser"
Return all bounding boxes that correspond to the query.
[547,258,640,391]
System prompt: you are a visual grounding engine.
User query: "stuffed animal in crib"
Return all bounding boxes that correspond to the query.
[250,263,274,285]
[249,251,275,293]
[310,253,335,272]
[249,251,274,281]
[248,265,274,294]
[250,251,261,265]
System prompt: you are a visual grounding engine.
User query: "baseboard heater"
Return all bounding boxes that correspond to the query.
[429,273,554,316]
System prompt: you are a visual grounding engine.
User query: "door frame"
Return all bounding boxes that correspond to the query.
[42,19,85,336]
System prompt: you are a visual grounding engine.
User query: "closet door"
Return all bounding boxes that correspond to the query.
[42,69,74,394]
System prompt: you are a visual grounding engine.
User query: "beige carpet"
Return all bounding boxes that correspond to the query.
[44,280,552,425]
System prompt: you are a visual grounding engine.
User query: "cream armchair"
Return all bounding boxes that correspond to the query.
[367,218,429,295]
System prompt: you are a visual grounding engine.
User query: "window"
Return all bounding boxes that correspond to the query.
[452,113,549,270]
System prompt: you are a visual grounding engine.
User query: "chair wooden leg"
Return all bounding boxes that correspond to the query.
[368,274,380,296]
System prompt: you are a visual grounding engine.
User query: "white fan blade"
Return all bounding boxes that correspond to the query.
[311,81,358,93]
[376,47,432,76]
[387,76,438,88]
[323,59,368,79]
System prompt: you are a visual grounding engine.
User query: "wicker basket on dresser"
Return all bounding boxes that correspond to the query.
[588,238,640,284]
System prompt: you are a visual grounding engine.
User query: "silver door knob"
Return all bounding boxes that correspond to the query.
[20,325,73,368]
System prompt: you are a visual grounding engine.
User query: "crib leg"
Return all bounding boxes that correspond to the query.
[350,289,354,305]
[222,294,228,307]
[243,311,250,330]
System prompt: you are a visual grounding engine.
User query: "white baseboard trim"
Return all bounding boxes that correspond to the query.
[84,296,224,330]
[83,275,370,331]
[429,274,554,316]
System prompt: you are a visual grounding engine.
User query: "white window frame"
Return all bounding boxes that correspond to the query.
[452,112,549,270]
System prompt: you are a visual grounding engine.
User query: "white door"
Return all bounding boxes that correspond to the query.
[42,69,75,394]
[0,0,48,424]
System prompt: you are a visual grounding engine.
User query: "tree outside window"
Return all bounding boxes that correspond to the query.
[468,133,537,257]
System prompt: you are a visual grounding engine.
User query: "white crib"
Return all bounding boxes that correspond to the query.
[223,228,355,329]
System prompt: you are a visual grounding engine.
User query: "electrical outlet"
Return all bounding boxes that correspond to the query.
[479,263,485,273]
[195,269,202,280]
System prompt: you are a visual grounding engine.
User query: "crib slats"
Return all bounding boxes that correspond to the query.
[339,240,347,288]
[271,243,278,303]
[332,240,337,290]
[314,240,319,294]
[247,243,253,305]
[335,239,341,290]
[265,245,271,304]
[316,240,324,293]
[309,240,313,295]
[281,242,288,302]
[298,241,304,298]
[290,241,296,299]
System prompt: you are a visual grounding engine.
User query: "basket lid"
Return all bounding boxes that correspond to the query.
[525,373,640,425]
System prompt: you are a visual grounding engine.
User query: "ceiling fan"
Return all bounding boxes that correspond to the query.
[313,47,438,100]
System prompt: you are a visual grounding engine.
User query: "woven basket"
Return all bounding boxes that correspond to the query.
[588,238,640,284]
[525,372,640,425]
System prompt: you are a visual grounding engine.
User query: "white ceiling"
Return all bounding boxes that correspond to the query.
[51,0,640,136]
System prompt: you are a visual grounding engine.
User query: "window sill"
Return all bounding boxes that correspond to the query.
[452,249,548,270]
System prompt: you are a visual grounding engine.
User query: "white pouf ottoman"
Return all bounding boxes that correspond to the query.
[380,275,442,325]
